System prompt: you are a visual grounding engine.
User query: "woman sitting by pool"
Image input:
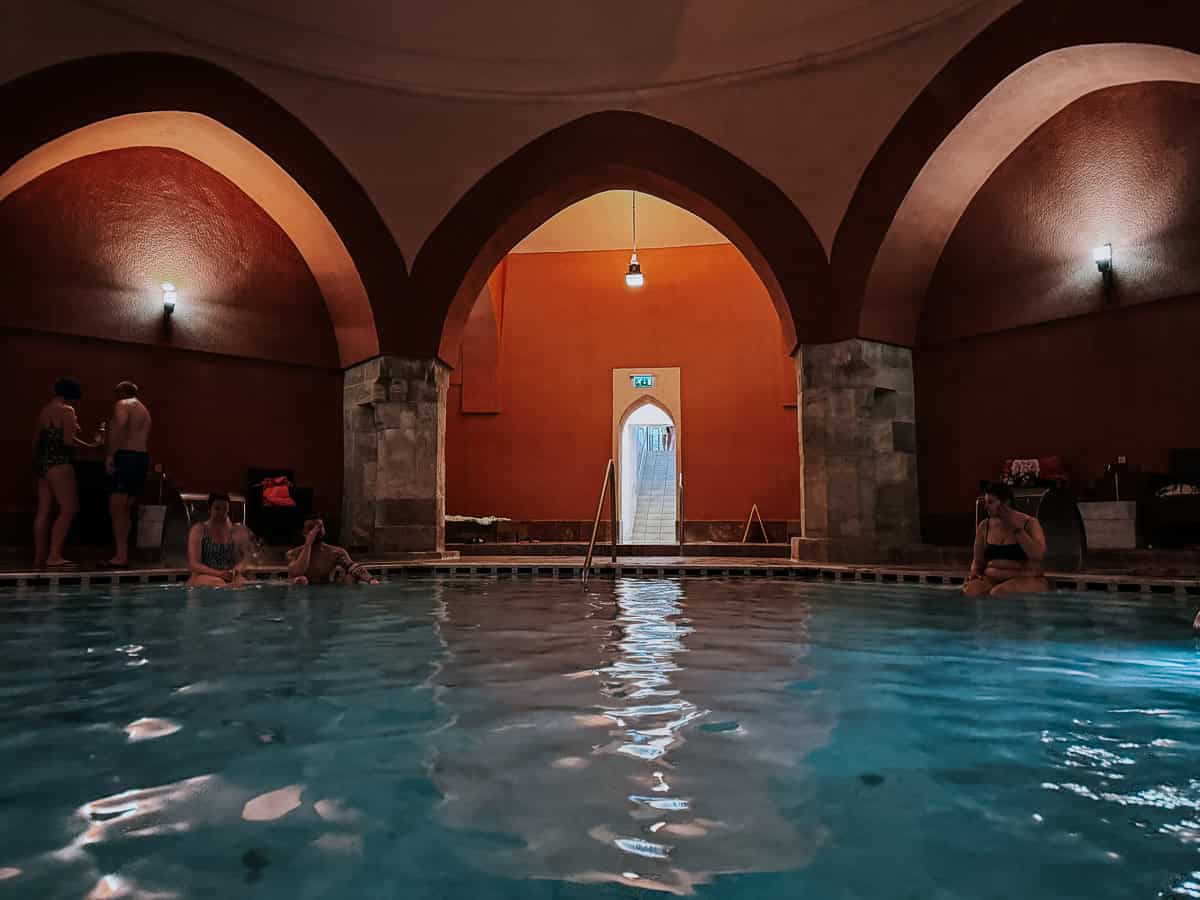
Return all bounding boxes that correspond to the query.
[963,482,1049,596]
[187,492,255,587]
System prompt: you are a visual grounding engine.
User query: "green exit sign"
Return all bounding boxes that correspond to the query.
[631,374,655,388]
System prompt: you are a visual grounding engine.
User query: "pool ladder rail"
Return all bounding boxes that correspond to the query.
[582,459,617,588]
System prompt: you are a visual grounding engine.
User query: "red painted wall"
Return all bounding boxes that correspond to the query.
[915,84,1200,539]
[0,147,342,542]
[446,244,799,522]
[916,294,1200,529]
[1,330,342,528]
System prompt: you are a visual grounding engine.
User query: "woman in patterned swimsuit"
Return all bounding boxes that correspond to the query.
[187,492,254,587]
[33,379,99,568]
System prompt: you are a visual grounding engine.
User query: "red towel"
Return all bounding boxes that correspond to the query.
[262,476,296,507]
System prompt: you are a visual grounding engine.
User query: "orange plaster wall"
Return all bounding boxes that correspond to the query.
[446,244,800,522]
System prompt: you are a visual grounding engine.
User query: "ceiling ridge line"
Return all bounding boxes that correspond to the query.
[79,0,993,105]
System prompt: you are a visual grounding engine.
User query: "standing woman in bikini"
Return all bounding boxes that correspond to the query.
[963,481,1050,596]
[33,379,100,568]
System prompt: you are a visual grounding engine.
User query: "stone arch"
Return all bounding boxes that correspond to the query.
[617,395,678,433]
[0,53,405,366]
[831,1,1200,346]
[411,110,833,364]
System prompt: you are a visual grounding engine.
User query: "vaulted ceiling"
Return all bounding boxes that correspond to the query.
[8,0,1200,363]
[80,0,987,99]
[514,191,727,254]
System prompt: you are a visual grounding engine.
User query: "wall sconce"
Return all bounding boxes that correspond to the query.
[1093,243,1113,296]
[161,282,177,315]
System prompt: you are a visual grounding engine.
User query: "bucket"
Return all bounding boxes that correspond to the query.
[137,504,168,549]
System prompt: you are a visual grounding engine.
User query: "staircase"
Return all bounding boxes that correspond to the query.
[631,448,677,543]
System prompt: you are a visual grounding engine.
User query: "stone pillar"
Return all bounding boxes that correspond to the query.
[795,339,919,554]
[342,356,448,553]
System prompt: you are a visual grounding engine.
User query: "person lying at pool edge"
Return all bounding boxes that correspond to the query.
[963,481,1049,596]
[287,514,379,585]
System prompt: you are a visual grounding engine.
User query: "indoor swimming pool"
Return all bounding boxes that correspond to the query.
[1,578,1198,898]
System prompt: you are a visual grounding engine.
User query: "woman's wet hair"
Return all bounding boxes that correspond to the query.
[54,378,82,401]
[984,481,1015,506]
[208,491,230,505]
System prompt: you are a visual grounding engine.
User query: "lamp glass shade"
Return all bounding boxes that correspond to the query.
[625,253,644,287]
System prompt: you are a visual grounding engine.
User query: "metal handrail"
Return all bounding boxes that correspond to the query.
[677,472,685,555]
[582,459,617,587]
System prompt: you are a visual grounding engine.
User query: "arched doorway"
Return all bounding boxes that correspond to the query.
[620,403,678,544]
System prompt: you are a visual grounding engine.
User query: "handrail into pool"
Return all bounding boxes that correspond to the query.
[582,459,617,588]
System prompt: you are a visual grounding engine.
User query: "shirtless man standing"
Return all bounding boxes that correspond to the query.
[103,381,152,568]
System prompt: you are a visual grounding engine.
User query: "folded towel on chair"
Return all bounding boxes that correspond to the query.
[1002,456,1068,487]
[262,476,297,507]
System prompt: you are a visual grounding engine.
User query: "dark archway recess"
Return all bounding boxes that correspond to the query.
[0,52,405,366]
[411,110,833,363]
[831,0,1200,343]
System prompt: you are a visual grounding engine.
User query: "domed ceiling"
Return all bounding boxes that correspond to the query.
[91,0,987,98]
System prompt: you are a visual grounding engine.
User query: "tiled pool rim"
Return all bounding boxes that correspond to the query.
[1,560,1197,597]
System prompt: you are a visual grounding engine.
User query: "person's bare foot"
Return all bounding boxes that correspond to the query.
[45,558,78,568]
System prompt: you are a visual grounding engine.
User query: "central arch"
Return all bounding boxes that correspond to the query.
[409,110,833,364]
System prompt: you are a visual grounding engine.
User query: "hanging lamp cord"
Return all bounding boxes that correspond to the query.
[632,190,637,253]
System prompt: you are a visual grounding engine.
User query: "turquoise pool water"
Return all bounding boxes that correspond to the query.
[1,578,1198,898]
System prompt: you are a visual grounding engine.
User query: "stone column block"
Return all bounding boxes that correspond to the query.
[795,339,920,547]
[342,355,448,553]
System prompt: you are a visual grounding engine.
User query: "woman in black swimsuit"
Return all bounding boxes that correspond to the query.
[32,379,99,568]
[963,482,1049,596]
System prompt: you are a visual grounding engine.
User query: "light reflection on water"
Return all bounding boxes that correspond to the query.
[429,579,828,894]
[596,581,706,763]
[0,579,1198,898]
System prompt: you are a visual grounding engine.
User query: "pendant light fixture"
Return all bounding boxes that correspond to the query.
[625,190,644,287]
